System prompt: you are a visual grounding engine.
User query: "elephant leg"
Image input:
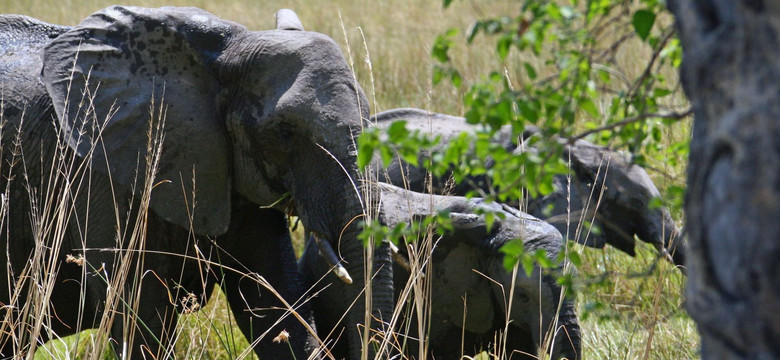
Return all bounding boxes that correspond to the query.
[65,178,183,359]
[219,204,309,359]
[104,272,180,359]
[0,252,88,358]
[0,180,96,357]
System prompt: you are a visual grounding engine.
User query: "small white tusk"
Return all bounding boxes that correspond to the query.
[333,264,353,285]
[388,241,417,276]
[311,232,353,284]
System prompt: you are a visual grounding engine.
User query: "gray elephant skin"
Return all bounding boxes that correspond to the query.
[371,108,685,267]
[0,7,392,359]
[301,183,581,359]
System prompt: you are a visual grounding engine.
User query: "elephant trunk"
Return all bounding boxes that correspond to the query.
[529,272,581,360]
[293,160,393,359]
[338,219,393,359]
[554,298,582,360]
[640,207,686,267]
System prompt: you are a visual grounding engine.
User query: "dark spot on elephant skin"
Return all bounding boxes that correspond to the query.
[120,43,131,58]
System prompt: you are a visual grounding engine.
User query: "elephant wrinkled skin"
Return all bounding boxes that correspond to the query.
[0,7,391,359]
[301,183,581,360]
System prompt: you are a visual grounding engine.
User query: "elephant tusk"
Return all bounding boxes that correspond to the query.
[389,241,420,277]
[310,232,353,284]
[653,243,675,265]
[332,264,353,285]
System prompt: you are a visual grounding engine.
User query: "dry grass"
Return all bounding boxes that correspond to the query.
[2,0,520,115]
[1,1,697,359]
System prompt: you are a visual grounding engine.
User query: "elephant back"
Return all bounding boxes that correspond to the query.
[0,15,68,126]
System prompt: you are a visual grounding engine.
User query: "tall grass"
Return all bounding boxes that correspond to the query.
[2,1,695,359]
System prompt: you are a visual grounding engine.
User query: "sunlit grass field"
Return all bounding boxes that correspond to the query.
[2,1,696,359]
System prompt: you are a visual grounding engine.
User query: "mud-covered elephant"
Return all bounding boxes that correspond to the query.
[371,108,685,266]
[301,182,581,359]
[0,7,391,359]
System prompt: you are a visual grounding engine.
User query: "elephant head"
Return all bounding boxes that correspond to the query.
[543,137,686,266]
[40,6,389,358]
[301,182,581,359]
[370,108,685,267]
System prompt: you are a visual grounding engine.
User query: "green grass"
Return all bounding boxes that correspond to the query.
[3,1,696,359]
[578,244,697,360]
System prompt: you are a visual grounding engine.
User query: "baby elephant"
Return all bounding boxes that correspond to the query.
[300,183,581,360]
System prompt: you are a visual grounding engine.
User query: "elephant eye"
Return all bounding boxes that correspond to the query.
[277,122,296,140]
[272,121,297,143]
[514,290,530,303]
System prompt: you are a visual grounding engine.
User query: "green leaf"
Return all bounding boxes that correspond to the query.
[496,35,512,60]
[443,0,453,8]
[356,132,376,169]
[400,150,419,167]
[379,145,394,167]
[450,70,462,87]
[518,100,540,124]
[432,29,458,63]
[580,97,600,119]
[387,120,409,141]
[521,255,535,276]
[432,66,444,85]
[432,39,450,62]
[632,9,656,41]
[524,62,537,80]
[533,249,553,269]
[483,211,498,233]
[653,87,672,98]
[500,238,525,257]
[568,251,582,267]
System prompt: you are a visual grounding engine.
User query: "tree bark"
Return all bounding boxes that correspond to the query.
[666,1,780,358]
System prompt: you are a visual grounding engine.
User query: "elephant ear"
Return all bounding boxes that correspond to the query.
[275,9,304,30]
[43,6,239,235]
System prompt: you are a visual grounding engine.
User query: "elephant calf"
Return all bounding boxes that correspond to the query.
[371,108,685,267]
[301,183,581,360]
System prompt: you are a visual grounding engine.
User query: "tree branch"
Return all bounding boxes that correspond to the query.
[568,108,693,143]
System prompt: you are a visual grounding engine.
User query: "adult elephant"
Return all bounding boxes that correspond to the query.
[371,108,685,267]
[0,7,391,359]
[301,183,581,360]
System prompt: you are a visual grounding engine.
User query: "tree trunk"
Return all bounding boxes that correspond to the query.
[666,1,780,358]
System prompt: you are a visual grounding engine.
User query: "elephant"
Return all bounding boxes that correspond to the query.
[300,182,582,360]
[0,7,392,359]
[370,108,685,267]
